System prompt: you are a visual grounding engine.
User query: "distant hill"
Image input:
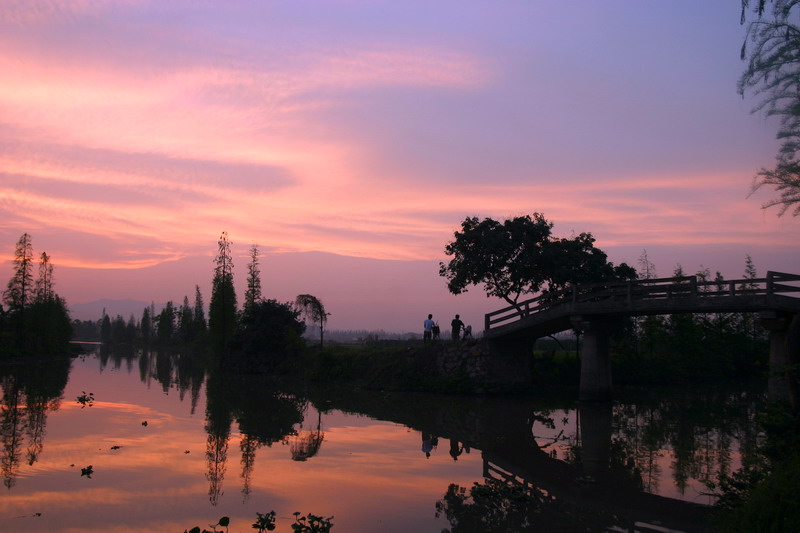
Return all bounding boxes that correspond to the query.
[69,299,163,322]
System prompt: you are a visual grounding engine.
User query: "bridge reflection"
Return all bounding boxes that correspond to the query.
[479,402,710,532]
[305,386,757,532]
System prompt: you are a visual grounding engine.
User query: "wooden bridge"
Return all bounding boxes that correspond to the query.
[483,271,800,400]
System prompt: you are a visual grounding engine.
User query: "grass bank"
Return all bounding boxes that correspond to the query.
[283,336,768,395]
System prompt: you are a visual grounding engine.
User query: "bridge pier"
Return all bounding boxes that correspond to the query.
[571,316,614,402]
[759,311,798,402]
[579,402,612,478]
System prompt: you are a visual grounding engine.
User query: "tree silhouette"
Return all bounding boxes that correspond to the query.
[244,243,262,316]
[3,233,34,312]
[439,214,635,307]
[740,0,800,215]
[209,232,238,355]
[295,294,328,349]
[34,252,53,303]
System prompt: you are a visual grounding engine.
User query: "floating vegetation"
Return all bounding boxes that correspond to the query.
[183,512,333,533]
[291,512,334,532]
[184,516,229,533]
[253,511,276,532]
[76,391,94,408]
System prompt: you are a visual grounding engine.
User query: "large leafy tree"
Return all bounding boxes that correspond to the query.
[209,231,238,354]
[231,299,306,370]
[439,213,635,307]
[542,232,637,293]
[740,0,800,215]
[439,214,553,306]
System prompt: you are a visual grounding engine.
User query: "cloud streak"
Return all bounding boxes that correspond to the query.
[0,1,797,327]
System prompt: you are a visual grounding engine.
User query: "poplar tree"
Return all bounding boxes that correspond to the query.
[209,232,237,354]
[3,233,34,311]
[140,306,152,345]
[35,252,54,302]
[178,295,193,344]
[192,285,207,338]
[157,301,175,344]
[244,243,262,315]
[739,254,761,342]
[637,249,658,280]
[100,309,111,343]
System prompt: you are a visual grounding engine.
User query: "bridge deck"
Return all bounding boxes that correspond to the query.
[485,271,800,340]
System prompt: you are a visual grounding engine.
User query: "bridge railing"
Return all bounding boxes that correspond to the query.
[485,271,800,332]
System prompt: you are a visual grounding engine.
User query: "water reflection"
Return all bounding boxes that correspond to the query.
[0,348,767,532]
[0,357,71,488]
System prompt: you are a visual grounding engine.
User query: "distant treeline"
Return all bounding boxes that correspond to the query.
[68,234,329,373]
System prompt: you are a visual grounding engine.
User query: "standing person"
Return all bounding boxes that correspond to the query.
[423,314,435,344]
[451,314,464,341]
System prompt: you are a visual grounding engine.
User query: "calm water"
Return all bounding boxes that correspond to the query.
[0,348,765,533]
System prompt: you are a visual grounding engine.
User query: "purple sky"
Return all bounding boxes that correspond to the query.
[1,1,798,332]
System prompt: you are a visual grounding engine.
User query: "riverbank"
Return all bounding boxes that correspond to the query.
[285,336,767,396]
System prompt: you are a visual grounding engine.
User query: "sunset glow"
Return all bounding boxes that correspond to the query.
[1,1,798,331]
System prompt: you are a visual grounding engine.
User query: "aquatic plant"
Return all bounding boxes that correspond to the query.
[76,391,94,408]
[252,511,276,532]
[291,512,334,533]
[184,516,229,533]
[183,512,332,533]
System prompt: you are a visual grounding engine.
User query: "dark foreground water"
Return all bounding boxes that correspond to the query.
[0,348,765,532]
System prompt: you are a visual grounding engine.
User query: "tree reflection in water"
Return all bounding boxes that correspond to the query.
[288,407,324,462]
[202,368,308,505]
[0,357,71,489]
[436,477,613,533]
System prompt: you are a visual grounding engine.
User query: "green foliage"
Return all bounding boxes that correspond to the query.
[228,299,306,372]
[739,0,800,215]
[711,402,800,531]
[439,213,635,306]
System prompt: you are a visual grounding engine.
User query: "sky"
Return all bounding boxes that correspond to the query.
[1,0,798,333]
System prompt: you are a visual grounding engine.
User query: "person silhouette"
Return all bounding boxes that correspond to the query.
[449,439,464,461]
[451,314,464,341]
[423,314,435,344]
[421,432,433,458]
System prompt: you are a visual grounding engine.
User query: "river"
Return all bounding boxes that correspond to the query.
[0,347,764,532]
